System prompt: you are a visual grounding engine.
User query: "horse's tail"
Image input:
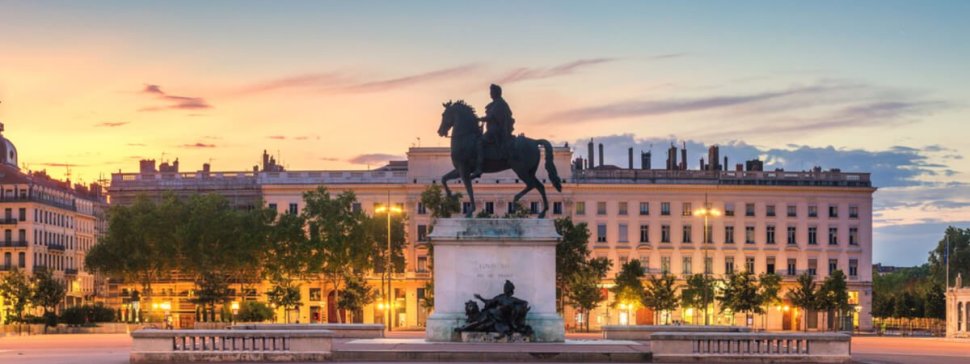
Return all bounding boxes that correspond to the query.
[537,139,563,192]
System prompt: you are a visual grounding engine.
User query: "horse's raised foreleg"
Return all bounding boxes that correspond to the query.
[461,171,476,218]
[441,169,460,197]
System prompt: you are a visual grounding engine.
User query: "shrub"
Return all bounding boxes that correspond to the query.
[60,304,117,326]
[61,306,88,326]
[90,303,115,323]
[235,301,274,323]
[43,312,58,327]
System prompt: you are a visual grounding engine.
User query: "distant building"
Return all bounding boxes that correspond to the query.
[107,140,875,331]
[0,123,107,323]
[946,274,970,338]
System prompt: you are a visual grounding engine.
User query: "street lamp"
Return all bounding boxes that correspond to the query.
[375,193,402,332]
[693,194,721,326]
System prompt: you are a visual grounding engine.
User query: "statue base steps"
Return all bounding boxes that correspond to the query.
[426,312,564,343]
[460,332,531,343]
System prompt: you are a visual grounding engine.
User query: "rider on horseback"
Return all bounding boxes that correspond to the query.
[471,84,515,179]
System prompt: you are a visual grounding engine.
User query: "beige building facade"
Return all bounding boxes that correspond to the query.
[108,145,874,331]
[946,274,970,338]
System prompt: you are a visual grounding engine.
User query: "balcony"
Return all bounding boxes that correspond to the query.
[65,268,78,276]
[33,265,48,272]
[1,240,28,248]
[0,218,17,225]
[49,243,66,252]
[0,265,13,271]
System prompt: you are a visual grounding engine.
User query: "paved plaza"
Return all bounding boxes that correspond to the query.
[1,332,968,364]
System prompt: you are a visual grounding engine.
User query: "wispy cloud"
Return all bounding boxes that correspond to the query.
[345,64,479,93]
[95,121,129,127]
[139,84,212,111]
[238,64,480,95]
[347,153,404,166]
[268,135,286,140]
[182,142,216,148]
[126,143,146,147]
[496,58,615,84]
[237,73,348,94]
[36,162,86,168]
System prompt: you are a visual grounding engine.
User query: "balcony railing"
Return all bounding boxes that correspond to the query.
[65,268,79,275]
[48,243,66,252]
[1,240,28,248]
[0,218,17,225]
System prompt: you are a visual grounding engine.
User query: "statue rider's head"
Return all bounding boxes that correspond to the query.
[503,280,515,296]
[490,84,502,100]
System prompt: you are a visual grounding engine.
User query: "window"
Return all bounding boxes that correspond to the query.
[828,205,838,218]
[766,225,776,244]
[639,225,650,243]
[618,224,629,243]
[417,256,429,273]
[661,225,671,243]
[725,257,735,275]
[639,202,649,216]
[745,257,755,272]
[682,225,692,243]
[828,259,838,274]
[766,205,776,217]
[597,202,607,216]
[745,226,755,244]
[575,202,586,216]
[808,259,818,276]
[787,259,797,276]
[619,255,629,265]
[704,257,713,274]
[18,208,25,222]
[725,226,735,244]
[618,202,628,216]
[661,202,671,216]
[787,205,797,217]
[288,203,298,215]
[417,225,428,242]
[639,256,650,270]
[417,202,427,215]
[745,203,756,217]
[18,252,25,268]
[808,227,818,245]
[766,257,776,275]
[309,288,322,301]
[267,203,277,213]
[553,202,563,215]
[849,259,858,277]
[682,256,692,275]
[462,202,472,215]
[828,227,839,245]
[3,208,10,221]
[724,203,735,216]
[597,224,607,243]
[808,205,818,218]
[661,256,671,274]
[485,202,495,215]
[786,226,798,245]
[682,202,692,217]
[530,202,539,214]
[849,227,859,245]
[849,205,859,219]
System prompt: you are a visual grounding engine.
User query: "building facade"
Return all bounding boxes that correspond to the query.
[946,274,970,338]
[108,143,875,331]
[0,124,107,323]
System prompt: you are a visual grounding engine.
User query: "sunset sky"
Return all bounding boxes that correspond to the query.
[1,0,968,265]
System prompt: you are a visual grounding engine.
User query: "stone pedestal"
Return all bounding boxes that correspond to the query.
[425,218,565,342]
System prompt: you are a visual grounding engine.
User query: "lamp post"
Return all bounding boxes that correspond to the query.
[693,194,721,326]
[375,192,402,331]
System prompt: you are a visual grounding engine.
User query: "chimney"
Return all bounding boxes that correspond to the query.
[736,163,743,172]
[598,143,604,167]
[641,151,651,170]
[202,163,211,173]
[628,147,634,169]
[139,159,157,174]
[700,157,705,171]
[724,156,729,171]
[666,144,678,170]
[587,139,594,169]
[172,158,179,173]
[680,142,687,170]
[707,145,721,171]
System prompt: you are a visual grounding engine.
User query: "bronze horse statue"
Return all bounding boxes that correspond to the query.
[437,100,562,218]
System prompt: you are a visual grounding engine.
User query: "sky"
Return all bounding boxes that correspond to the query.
[0,0,968,266]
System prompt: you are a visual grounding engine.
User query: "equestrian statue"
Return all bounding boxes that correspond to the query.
[436,84,562,218]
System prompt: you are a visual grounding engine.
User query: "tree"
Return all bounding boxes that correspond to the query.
[644,273,679,325]
[302,187,370,323]
[611,259,646,310]
[554,217,592,313]
[32,269,66,327]
[338,274,377,323]
[503,202,529,218]
[818,270,852,331]
[758,273,782,329]
[235,301,274,323]
[893,291,922,319]
[786,273,817,331]
[266,282,302,323]
[565,257,610,332]
[923,283,946,319]
[720,271,762,327]
[420,184,461,221]
[927,226,970,288]
[0,267,32,324]
[680,274,717,325]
